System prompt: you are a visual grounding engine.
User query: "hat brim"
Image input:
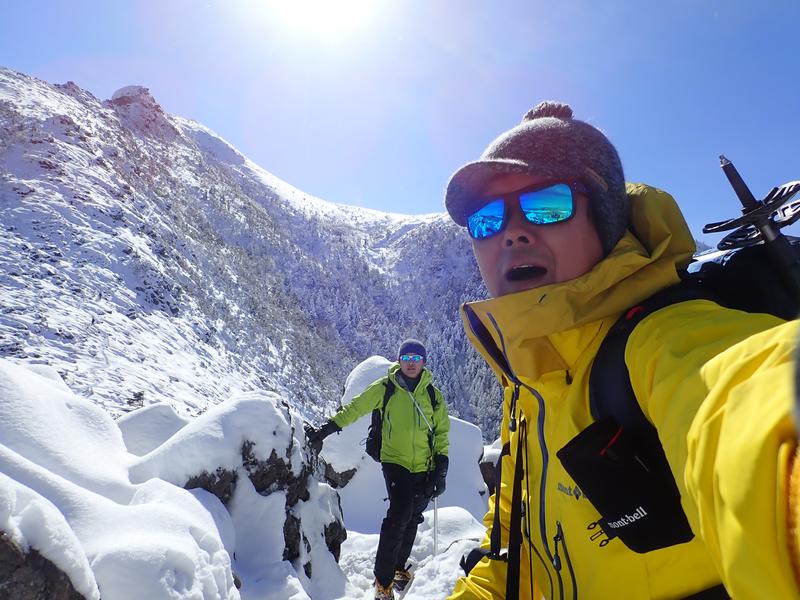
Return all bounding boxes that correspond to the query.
[445,158,570,226]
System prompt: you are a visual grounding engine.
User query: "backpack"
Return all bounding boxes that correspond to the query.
[365,378,439,463]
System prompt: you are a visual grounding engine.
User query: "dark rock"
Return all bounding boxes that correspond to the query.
[283,513,301,562]
[184,438,346,573]
[0,532,87,600]
[241,442,310,507]
[185,467,238,506]
[324,519,347,562]
[479,460,496,497]
[322,461,356,489]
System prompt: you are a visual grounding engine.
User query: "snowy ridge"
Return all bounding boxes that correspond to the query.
[0,66,497,434]
[0,67,500,599]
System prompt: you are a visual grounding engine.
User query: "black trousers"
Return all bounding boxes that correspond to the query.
[373,462,431,587]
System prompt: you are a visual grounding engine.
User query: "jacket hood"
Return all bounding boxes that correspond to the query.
[461,183,696,381]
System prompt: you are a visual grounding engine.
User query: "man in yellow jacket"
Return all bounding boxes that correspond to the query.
[307,339,450,600]
[443,101,800,599]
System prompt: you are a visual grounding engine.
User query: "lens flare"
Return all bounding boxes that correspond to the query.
[258,0,381,37]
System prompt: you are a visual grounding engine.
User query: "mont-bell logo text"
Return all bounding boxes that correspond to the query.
[606,506,648,529]
[556,482,582,501]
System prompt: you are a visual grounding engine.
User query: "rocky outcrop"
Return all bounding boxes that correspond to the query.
[184,467,239,506]
[324,520,347,562]
[182,436,345,571]
[479,460,496,497]
[242,441,311,507]
[322,461,357,489]
[106,85,180,141]
[0,533,85,600]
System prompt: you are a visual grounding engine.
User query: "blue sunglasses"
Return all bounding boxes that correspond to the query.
[466,181,587,240]
[399,354,424,362]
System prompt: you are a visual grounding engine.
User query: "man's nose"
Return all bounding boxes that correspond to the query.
[502,204,534,247]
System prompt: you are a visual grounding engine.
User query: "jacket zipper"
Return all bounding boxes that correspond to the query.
[554,521,577,599]
[405,387,434,472]
[465,305,571,600]
[518,382,561,584]
[520,412,556,600]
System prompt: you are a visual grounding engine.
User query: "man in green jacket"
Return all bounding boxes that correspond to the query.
[307,339,450,600]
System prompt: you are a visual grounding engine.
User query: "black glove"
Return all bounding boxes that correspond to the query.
[304,420,341,448]
[426,454,448,498]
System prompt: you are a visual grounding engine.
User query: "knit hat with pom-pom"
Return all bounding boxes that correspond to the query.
[445,101,628,254]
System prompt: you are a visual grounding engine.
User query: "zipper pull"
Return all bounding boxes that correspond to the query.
[521,501,529,540]
[509,384,520,432]
[552,523,563,571]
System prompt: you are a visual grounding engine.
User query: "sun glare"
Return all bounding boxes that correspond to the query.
[259,0,381,37]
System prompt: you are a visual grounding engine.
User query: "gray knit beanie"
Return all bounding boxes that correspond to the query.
[445,101,629,254]
[398,339,426,360]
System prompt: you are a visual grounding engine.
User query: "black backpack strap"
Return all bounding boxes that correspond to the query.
[586,283,716,553]
[683,584,729,600]
[462,439,512,577]
[382,378,394,413]
[504,420,526,600]
[490,442,511,557]
[426,384,438,410]
[589,284,706,435]
[425,384,441,458]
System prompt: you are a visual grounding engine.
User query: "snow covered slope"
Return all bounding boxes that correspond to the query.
[0,67,501,435]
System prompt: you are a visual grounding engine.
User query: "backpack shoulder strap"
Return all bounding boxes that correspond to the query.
[589,283,707,432]
[585,283,707,561]
[426,384,438,410]
[382,378,395,413]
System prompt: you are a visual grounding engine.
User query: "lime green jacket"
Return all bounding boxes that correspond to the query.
[450,184,799,599]
[332,364,449,473]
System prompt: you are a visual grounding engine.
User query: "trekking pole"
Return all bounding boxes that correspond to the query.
[704,156,800,300]
[433,496,439,556]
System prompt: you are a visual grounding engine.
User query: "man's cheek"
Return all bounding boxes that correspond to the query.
[472,247,499,296]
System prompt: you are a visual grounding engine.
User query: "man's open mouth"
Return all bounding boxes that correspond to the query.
[506,265,547,282]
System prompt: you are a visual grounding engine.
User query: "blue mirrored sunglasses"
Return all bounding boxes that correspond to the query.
[466,181,587,240]
[399,354,423,363]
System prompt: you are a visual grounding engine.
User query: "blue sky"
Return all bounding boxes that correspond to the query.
[2,1,798,242]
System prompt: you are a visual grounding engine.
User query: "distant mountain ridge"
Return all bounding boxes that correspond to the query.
[0,68,502,434]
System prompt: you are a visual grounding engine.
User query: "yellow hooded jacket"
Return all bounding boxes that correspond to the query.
[449,184,800,599]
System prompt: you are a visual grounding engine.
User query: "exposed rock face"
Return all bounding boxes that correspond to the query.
[183,437,345,570]
[106,85,180,140]
[323,461,357,489]
[283,513,303,563]
[479,460,496,497]
[243,441,310,507]
[0,533,85,600]
[324,520,347,562]
[184,467,239,506]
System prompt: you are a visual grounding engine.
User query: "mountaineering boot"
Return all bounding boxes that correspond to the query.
[393,565,413,593]
[374,579,394,600]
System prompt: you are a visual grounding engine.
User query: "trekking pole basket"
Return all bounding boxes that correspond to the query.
[703,156,800,299]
